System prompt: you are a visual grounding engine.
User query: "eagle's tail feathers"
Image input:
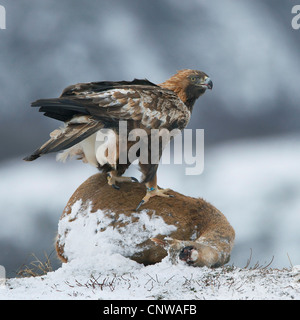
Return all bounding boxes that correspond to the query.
[23,119,103,161]
[23,154,40,161]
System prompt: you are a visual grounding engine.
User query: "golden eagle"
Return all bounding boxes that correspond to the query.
[24,69,212,209]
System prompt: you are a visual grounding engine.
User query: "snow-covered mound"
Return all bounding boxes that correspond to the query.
[1,255,300,300]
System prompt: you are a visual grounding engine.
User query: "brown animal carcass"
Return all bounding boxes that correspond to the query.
[56,173,235,268]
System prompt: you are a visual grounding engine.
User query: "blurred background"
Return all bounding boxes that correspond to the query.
[0,0,299,277]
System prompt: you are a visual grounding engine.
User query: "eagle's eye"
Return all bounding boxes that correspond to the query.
[190,76,197,82]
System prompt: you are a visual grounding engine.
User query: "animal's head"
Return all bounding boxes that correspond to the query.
[160,69,213,109]
[174,69,213,95]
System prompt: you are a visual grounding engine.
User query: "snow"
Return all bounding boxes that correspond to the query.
[1,256,300,300]
[1,133,300,299]
[58,202,177,260]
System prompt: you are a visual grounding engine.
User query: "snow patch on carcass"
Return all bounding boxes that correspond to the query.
[57,200,177,261]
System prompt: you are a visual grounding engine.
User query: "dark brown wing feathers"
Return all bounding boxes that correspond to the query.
[60,79,158,97]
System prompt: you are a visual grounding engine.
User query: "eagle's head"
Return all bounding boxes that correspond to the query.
[185,69,213,90]
[159,69,213,110]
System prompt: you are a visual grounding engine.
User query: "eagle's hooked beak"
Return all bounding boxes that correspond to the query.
[200,77,213,90]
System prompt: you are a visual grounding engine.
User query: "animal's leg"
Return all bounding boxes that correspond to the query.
[136,173,174,210]
[107,170,138,190]
[151,238,230,268]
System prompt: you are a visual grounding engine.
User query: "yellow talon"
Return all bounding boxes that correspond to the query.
[107,172,138,190]
[136,187,174,211]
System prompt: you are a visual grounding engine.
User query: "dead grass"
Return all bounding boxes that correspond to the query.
[16,251,55,278]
